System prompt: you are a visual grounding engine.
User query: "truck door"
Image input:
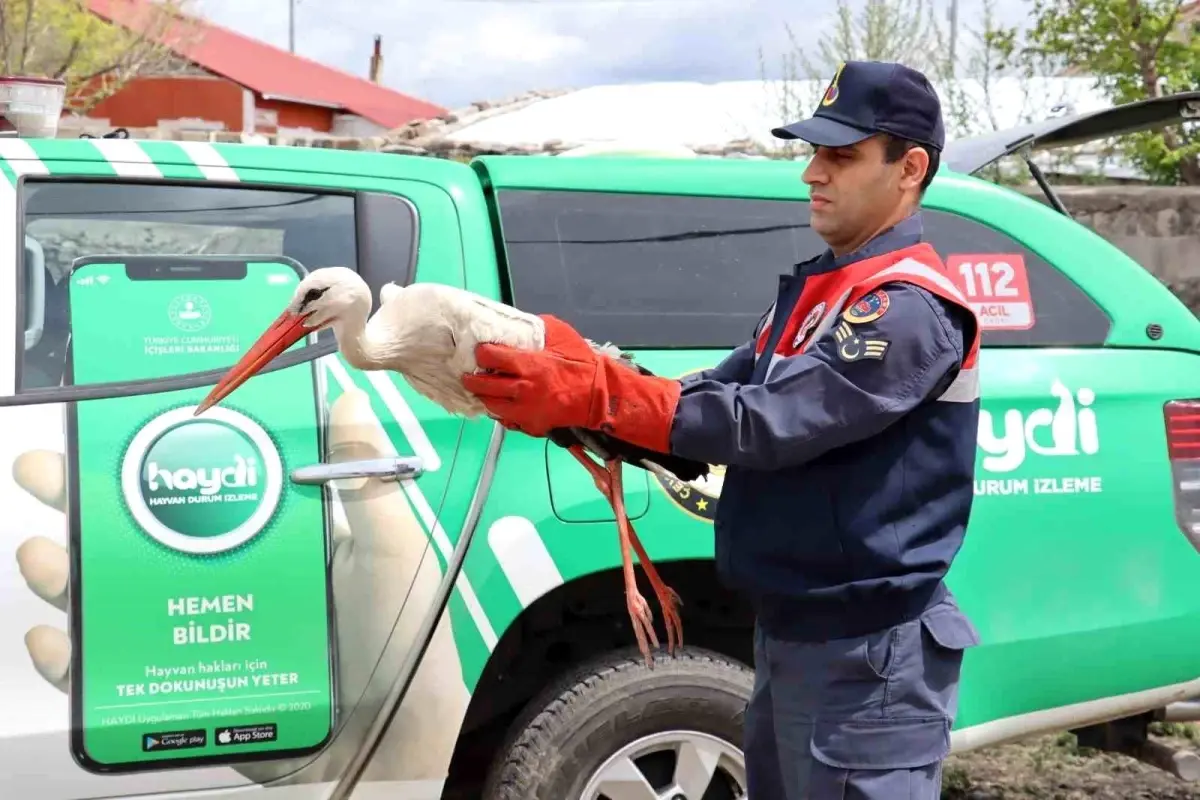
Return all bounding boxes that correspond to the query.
[0,142,494,800]
[920,198,1200,734]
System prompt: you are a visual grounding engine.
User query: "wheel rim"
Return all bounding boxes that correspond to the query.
[580,729,747,800]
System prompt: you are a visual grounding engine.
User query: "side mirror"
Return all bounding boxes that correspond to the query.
[24,235,44,350]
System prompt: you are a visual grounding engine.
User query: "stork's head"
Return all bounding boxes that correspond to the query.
[193,266,369,415]
[281,266,370,329]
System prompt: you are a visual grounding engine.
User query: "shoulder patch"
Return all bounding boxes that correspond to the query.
[843,289,890,324]
[833,321,890,362]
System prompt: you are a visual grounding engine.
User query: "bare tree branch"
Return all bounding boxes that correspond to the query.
[19,0,36,74]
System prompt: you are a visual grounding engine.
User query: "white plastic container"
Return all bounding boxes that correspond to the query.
[0,76,66,138]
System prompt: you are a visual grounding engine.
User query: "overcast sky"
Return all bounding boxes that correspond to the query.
[193,0,1028,110]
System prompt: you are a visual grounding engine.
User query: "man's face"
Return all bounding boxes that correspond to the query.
[801,135,925,253]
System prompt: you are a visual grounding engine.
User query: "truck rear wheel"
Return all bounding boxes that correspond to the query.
[481,646,754,800]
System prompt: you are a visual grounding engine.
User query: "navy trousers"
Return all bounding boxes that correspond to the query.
[744,591,981,799]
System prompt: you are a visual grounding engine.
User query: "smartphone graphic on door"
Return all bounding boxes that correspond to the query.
[64,256,336,772]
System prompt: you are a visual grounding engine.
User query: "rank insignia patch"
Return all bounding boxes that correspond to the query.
[843,289,890,324]
[833,321,890,362]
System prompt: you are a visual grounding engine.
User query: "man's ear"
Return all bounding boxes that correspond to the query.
[901,146,930,191]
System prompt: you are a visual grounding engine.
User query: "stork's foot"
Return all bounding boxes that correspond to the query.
[624,583,681,669]
[624,526,684,657]
[625,587,658,668]
[651,577,684,656]
[606,461,685,665]
[565,443,686,666]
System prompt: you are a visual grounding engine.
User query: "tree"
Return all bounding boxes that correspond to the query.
[797,0,948,78]
[994,0,1200,184]
[757,0,1036,177]
[0,0,201,115]
[758,0,946,157]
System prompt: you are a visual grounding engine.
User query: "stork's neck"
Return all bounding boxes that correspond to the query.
[330,298,386,371]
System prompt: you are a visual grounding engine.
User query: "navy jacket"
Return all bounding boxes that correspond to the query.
[668,214,980,641]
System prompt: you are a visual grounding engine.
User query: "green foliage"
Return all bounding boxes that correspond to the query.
[995,0,1200,184]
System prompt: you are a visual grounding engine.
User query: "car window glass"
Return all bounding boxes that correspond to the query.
[19,181,358,391]
[922,209,1112,347]
[497,189,1111,351]
[496,189,826,349]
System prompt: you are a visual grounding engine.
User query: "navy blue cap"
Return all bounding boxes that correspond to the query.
[772,60,945,152]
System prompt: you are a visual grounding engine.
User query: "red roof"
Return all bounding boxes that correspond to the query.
[86,0,447,129]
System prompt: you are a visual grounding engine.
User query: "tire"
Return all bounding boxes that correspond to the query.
[481,645,754,800]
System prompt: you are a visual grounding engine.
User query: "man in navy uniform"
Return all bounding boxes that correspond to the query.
[463,59,984,799]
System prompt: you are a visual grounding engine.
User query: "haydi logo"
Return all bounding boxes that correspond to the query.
[978,379,1098,473]
[122,406,283,555]
[145,453,260,498]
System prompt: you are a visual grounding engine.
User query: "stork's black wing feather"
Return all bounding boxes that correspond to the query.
[546,427,583,452]
[543,353,710,483]
[548,426,710,483]
[602,432,710,483]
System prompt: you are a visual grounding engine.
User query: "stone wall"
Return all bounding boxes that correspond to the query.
[1017,186,1200,313]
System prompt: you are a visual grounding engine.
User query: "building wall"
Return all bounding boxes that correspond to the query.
[84,74,245,130]
[331,113,388,137]
[80,74,341,134]
[252,97,334,134]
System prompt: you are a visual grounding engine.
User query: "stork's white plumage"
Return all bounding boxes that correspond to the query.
[260,266,546,416]
[196,267,691,664]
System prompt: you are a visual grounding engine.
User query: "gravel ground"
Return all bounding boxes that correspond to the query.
[942,723,1200,799]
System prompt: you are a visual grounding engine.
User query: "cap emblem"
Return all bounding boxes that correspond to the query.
[821,62,845,107]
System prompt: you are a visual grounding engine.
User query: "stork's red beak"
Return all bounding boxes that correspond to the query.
[194,309,312,416]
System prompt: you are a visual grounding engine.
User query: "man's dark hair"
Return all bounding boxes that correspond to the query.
[883,135,940,194]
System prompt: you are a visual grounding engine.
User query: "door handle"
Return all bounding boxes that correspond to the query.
[290,457,425,485]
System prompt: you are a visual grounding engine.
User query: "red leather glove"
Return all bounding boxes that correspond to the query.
[461,315,681,454]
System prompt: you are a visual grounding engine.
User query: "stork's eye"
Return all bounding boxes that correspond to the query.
[301,287,328,307]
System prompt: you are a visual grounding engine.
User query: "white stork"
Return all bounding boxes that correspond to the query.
[194,267,708,665]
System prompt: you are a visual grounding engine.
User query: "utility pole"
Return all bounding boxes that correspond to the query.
[288,0,295,53]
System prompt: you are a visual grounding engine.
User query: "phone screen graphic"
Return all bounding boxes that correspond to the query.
[64,256,336,772]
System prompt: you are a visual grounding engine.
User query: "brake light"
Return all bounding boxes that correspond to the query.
[1165,399,1200,550]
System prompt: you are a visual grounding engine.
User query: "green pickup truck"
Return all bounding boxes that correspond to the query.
[3,91,1200,800]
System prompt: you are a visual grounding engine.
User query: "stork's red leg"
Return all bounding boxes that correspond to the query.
[605,461,684,657]
[565,446,658,664]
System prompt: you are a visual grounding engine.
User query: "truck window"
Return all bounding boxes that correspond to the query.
[922,208,1112,347]
[18,180,359,391]
[495,189,823,349]
[497,189,1112,350]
